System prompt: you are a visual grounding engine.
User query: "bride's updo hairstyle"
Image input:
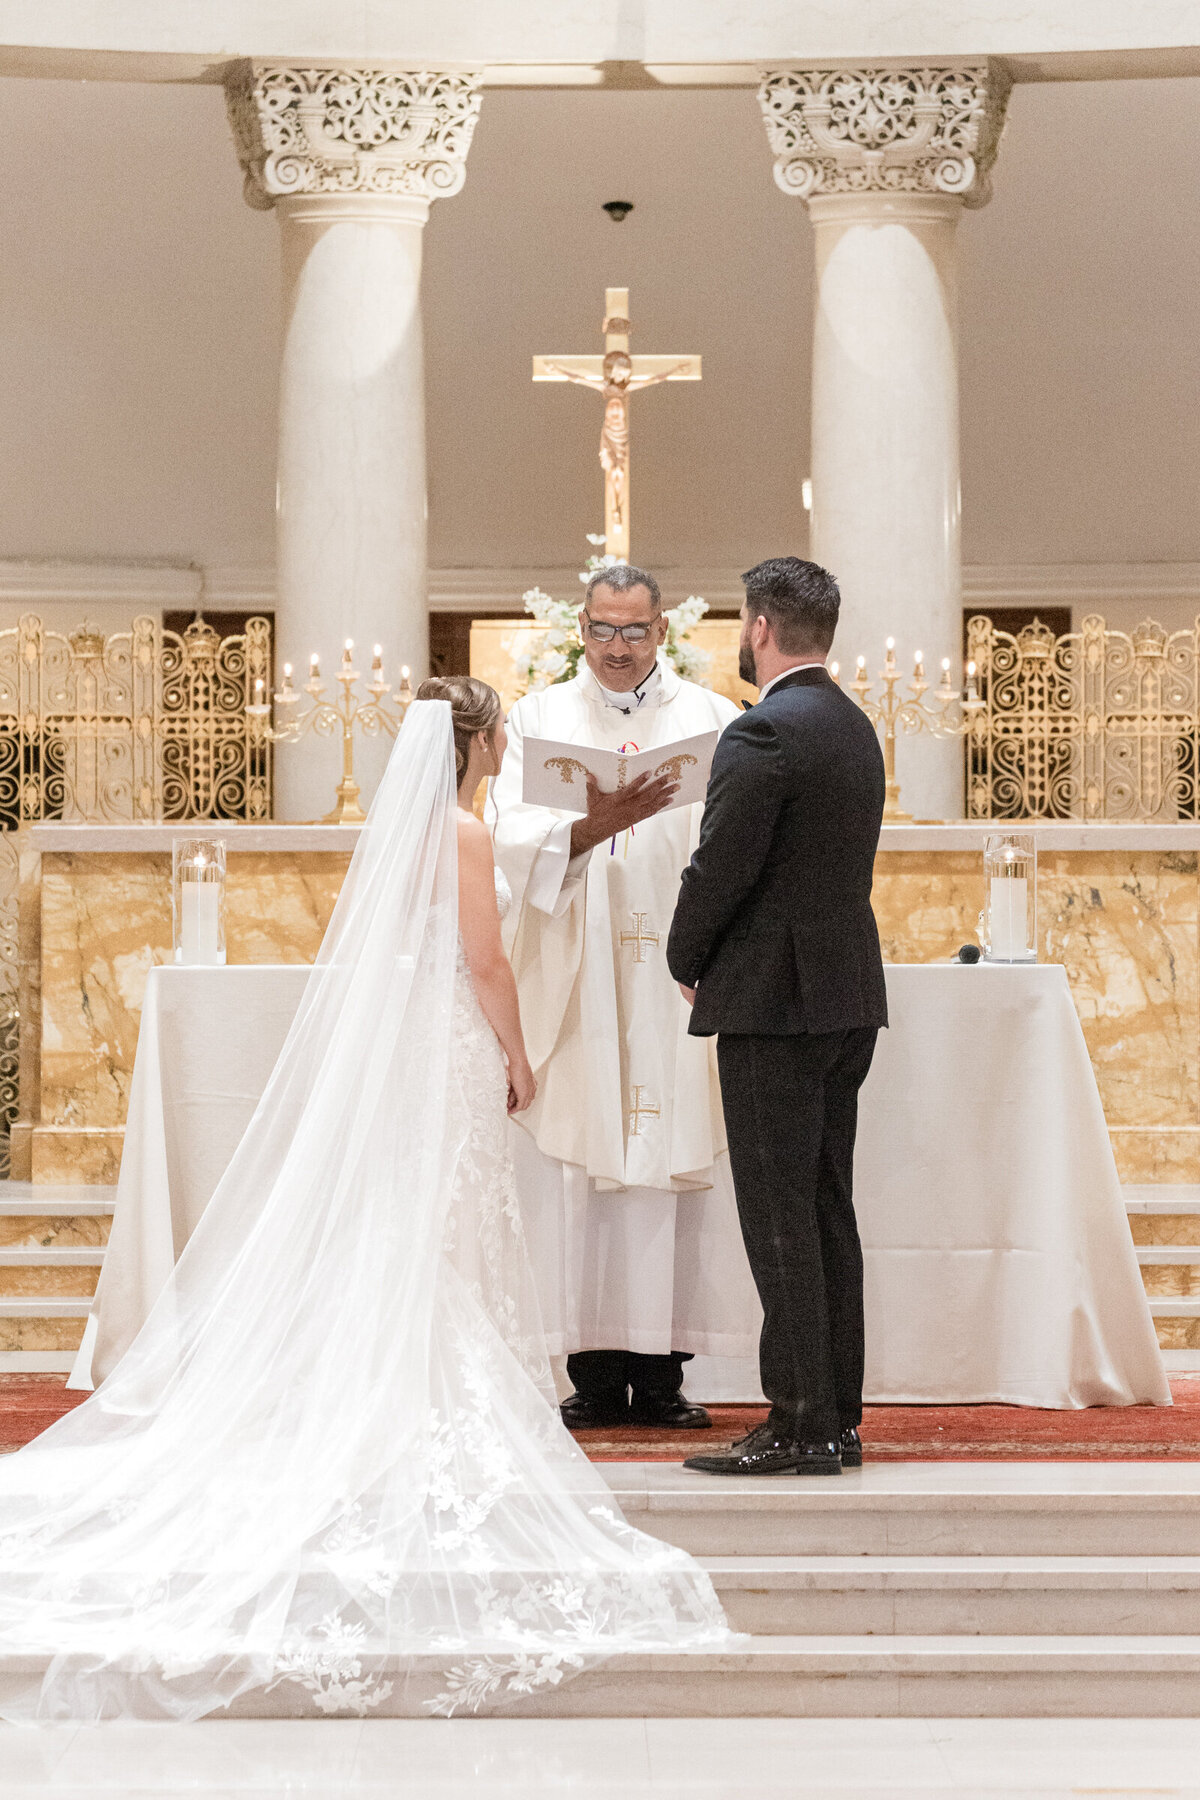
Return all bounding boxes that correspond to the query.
[415,675,503,783]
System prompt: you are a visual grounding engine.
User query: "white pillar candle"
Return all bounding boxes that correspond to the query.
[179,882,221,965]
[989,877,1028,961]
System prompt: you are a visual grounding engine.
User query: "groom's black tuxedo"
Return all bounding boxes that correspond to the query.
[667,666,887,1445]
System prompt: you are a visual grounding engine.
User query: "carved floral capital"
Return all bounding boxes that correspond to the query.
[225,64,482,211]
[758,64,1011,208]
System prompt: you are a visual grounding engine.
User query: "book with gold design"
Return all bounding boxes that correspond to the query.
[521,731,718,814]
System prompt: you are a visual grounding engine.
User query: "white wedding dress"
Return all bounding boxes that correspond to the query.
[0,702,729,1723]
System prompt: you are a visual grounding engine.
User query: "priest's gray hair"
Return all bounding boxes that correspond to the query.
[585,563,661,612]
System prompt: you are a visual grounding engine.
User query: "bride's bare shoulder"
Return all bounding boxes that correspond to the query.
[456,808,493,860]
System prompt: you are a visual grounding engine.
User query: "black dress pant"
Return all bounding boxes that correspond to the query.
[717,1027,878,1444]
[566,1350,691,1403]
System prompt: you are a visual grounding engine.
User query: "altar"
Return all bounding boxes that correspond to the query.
[20,818,1199,1196]
[70,958,1167,1406]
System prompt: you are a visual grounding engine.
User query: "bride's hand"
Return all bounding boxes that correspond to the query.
[507,1059,537,1114]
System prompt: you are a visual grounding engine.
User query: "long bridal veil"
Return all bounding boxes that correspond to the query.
[0,701,729,1722]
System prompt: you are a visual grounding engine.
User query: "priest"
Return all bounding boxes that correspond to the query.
[488,563,759,1430]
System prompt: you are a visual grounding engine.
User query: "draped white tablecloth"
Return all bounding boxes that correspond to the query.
[72,961,1169,1408]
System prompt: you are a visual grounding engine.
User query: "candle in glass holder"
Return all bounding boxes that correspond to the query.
[173,839,226,967]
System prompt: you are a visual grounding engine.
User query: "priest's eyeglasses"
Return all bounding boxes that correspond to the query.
[583,613,656,644]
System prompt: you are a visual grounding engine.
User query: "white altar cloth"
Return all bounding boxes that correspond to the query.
[72,962,1169,1408]
[70,966,307,1388]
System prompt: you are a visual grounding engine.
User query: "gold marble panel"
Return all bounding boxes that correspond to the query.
[872,853,982,964]
[31,1129,123,1184]
[38,852,350,1132]
[1156,1318,1200,1349]
[1129,1216,1200,1246]
[0,1216,108,1249]
[1110,1129,1200,1185]
[0,1318,84,1351]
[0,1267,98,1298]
[1040,852,1198,1130]
[873,849,1200,1142]
[1141,1265,1200,1297]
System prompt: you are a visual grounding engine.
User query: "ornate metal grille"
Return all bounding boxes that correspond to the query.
[966,613,1200,820]
[0,613,273,1176]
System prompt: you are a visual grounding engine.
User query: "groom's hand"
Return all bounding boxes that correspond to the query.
[570,771,678,856]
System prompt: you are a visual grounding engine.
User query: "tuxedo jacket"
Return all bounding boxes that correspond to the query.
[666,666,888,1038]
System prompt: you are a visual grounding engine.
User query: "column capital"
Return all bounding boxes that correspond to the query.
[225,63,482,212]
[758,64,1011,209]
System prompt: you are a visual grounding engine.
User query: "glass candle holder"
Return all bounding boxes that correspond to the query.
[981,832,1037,964]
[172,838,226,966]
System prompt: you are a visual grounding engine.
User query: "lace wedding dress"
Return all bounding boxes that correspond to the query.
[0,703,730,1723]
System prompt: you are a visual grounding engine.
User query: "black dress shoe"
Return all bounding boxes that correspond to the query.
[627,1394,712,1430]
[683,1422,841,1477]
[839,1427,863,1468]
[559,1391,630,1430]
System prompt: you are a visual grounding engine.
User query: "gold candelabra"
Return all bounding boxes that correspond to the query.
[843,639,983,822]
[246,640,415,823]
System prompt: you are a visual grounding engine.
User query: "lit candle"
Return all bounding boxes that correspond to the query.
[371,643,384,677]
[254,678,264,699]
[179,856,221,965]
[342,638,354,667]
[941,657,951,675]
[830,660,840,682]
[310,652,320,680]
[282,662,294,691]
[913,650,925,678]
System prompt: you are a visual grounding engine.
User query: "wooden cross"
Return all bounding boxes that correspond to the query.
[620,911,660,964]
[627,1085,661,1138]
[533,287,701,561]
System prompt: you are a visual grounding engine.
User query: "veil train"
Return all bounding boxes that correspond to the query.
[0,701,730,1722]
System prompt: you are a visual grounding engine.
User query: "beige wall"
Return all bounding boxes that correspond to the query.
[0,73,1197,596]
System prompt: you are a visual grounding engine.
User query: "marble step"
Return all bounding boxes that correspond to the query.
[1149,1298,1200,1316]
[608,1465,1200,1557]
[221,1635,1200,1719]
[1124,1186,1200,1213]
[0,1183,116,1217]
[1138,1247,1200,1262]
[0,1247,104,1265]
[0,1298,91,1318]
[706,1554,1200,1636]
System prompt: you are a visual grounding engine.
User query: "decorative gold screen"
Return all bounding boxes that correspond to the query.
[0,613,273,1177]
[966,613,1200,820]
[0,614,273,825]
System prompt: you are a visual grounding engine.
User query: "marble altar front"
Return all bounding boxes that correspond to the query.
[16,821,1199,1190]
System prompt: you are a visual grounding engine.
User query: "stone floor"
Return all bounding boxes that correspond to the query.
[2,1716,1200,1797]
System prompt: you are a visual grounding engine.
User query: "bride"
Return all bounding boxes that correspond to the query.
[0,684,730,1723]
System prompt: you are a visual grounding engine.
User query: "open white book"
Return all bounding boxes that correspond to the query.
[522,731,718,815]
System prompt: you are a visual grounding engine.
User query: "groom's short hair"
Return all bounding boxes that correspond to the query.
[742,557,840,655]
[585,563,662,612]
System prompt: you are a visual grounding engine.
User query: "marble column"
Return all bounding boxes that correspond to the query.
[758,66,1010,819]
[226,65,481,819]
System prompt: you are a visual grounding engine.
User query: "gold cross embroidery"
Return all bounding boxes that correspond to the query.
[620,911,660,964]
[628,1085,661,1137]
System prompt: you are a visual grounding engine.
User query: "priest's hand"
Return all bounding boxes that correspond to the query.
[569,771,679,856]
[677,983,696,1007]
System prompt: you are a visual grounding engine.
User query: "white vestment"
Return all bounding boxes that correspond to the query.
[489,657,760,1361]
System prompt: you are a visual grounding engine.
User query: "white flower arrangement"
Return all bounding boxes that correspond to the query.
[510,538,712,698]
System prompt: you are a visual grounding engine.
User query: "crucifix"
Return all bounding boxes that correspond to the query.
[533,287,701,561]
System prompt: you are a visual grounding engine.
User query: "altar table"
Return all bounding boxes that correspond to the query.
[72,962,1169,1408]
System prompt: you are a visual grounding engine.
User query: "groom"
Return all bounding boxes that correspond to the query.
[667,557,887,1476]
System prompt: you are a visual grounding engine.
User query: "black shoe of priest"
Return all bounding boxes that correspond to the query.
[839,1427,863,1468]
[627,1393,712,1430]
[559,1390,630,1431]
[684,1422,842,1476]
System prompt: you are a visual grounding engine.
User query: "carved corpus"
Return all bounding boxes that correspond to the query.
[758,64,1011,207]
[225,64,482,210]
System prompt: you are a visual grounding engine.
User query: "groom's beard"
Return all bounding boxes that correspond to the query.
[738,641,759,688]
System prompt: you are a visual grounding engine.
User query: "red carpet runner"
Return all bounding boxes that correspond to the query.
[3,1375,1200,1460]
